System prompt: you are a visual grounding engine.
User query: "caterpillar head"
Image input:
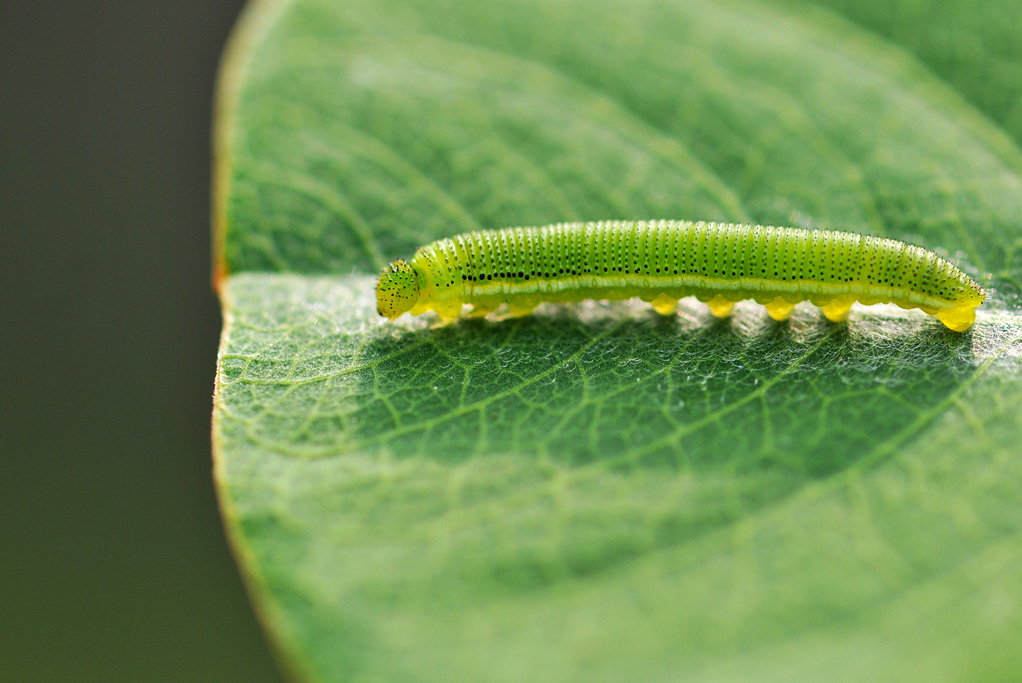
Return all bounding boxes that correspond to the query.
[376,260,420,319]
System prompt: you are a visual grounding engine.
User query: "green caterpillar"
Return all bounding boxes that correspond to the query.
[376,220,985,331]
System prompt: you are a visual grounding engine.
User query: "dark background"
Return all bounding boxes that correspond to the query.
[2,2,283,681]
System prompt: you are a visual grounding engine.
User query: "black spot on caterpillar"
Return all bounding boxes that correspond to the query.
[376,220,985,331]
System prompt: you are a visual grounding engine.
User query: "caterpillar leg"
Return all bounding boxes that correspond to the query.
[705,294,735,319]
[650,294,678,315]
[936,306,976,332]
[466,303,497,318]
[408,302,431,317]
[820,297,853,323]
[431,303,463,326]
[505,301,537,318]
[764,297,795,321]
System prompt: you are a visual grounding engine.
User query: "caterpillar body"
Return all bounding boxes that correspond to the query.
[376,220,985,331]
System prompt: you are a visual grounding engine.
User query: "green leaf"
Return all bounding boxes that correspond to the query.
[792,0,1022,148]
[212,0,1022,680]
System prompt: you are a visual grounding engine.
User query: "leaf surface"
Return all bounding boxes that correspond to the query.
[213,0,1022,680]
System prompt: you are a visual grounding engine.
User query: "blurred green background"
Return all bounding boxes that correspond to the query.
[1,2,281,681]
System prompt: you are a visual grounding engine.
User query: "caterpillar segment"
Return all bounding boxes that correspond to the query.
[376,221,985,331]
